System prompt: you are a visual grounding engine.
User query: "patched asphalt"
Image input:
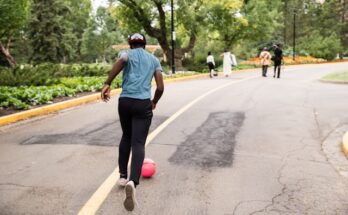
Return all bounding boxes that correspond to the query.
[169,112,245,168]
[20,116,167,146]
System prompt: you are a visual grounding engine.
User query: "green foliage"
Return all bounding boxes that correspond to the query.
[0,63,112,86]
[0,65,60,86]
[65,0,92,60]
[60,76,122,92]
[0,0,31,67]
[110,0,210,65]
[0,86,75,110]
[204,0,247,49]
[299,31,341,60]
[81,7,123,63]
[0,76,122,110]
[58,64,112,77]
[109,4,143,35]
[1,0,346,69]
[282,0,346,59]
[0,0,31,40]
[234,64,258,70]
[29,0,77,63]
[182,52,223,73]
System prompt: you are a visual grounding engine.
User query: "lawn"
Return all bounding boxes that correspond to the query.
[321,70,348,82]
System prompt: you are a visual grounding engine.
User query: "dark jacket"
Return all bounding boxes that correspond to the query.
[273,47,283,63]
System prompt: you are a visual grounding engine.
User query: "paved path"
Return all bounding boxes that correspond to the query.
[0,63,348,215]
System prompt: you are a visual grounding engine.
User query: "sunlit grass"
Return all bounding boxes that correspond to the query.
[322,70,348,82]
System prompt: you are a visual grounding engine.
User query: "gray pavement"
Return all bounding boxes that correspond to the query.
[1,63,348,215]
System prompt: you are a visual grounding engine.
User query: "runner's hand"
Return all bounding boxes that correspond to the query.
[151,100,156,110]
[101,85,111,102]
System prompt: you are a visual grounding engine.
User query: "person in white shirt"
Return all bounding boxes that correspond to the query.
[259,47,272,77]
[220,49,237,77]
[206,51,216,78]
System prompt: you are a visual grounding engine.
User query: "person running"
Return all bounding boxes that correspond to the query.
[101,33,164,211]
[207,51,216,78]
[272,44,283,78]
[259,47,271,77]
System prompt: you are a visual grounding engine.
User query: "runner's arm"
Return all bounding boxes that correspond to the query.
[152,69,164,109]
[101,55,127,102]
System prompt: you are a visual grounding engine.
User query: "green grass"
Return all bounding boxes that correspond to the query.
[322,70,348,82]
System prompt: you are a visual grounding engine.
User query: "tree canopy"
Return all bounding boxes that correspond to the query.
[0,0,31,67]
[0,0,346,67]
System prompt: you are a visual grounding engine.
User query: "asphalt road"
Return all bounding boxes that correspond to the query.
[1,63,348,215]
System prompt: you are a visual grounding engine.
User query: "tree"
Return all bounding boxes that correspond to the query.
[299,31,341,60]
[110,0,207,68]
[279,0,346,59]
[204,0,248,49]
[293,0,346,59]
[81,7,122,63]
[0,0,31,67]
[338,0,347,58]
[29,0,77,63]
[65,0,92,60]
[202,0,282,59]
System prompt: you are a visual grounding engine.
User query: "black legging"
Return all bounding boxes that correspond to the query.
[118,97,153,186]
[274,61,281,78]
[262,65,268,76]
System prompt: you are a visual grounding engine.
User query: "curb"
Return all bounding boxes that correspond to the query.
[320,80,348,85]
[0,74,208,127]
[0,88,122,127]
[342,131,348,159]
[163,73,207,83]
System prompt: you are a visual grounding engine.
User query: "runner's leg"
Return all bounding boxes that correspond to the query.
[118,98,133,178]
[129,99,153,186]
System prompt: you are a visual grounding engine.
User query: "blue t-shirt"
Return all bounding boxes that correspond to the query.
[120,48,162,99]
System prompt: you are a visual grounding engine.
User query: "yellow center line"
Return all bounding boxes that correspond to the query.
[77,76,258,215]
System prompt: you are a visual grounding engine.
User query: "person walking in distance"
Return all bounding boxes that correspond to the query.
[259,47,271,77]
[272,44,283,78]
[207,51,216,78]
[101,33,164,211]
[221,49,237,77]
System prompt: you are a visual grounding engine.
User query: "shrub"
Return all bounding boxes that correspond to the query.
[0,65,60,86]
[182,57,212,73]
[60,64,112,77]
[0,76,122,110]
[0,86,76,110]
[60,76,122,92]
[241,56,326,65]
[0,63,113,87]
[299,31,341,61]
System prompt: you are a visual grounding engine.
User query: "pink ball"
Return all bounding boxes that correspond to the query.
[141,158,156,178]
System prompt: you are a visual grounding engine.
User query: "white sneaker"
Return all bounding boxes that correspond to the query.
[117,178,128,187]
[124,181,137,211]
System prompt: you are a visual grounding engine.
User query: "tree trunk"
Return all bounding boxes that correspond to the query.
[339,0,347,59]
[283,0,288,45]
[0,41,16,68]
[119,0,197,71]
[162,44,194,71]
[162,47,183,71]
